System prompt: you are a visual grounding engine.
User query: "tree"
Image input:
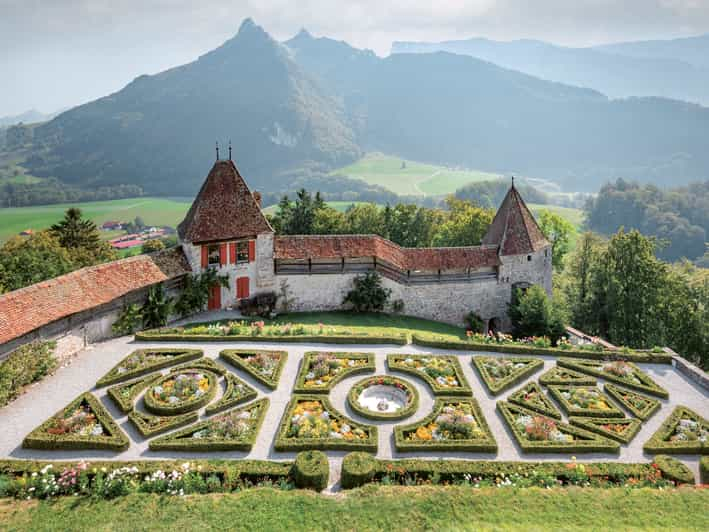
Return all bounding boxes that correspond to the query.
[508,285,566,344]
[431,197,494,247]
[50,208,101,251]
[174,270,229,318]
[270,189,326,234]
[141,284,173,329]
[343,272,391,312]
[142,239,165,253]
[0,232,74,292]
[344,203,382,234]
[538,209,576,269]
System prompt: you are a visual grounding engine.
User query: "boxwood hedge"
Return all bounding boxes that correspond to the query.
[386,354,472,396]
[128,410,199,438]
[107,374,160,414]
[604,384,660,421]
[557,358,669,398]
[569,416,642,444]
[340,452,377,489]
[643,406,708,455]
[507,382,561,420]
[143,369,219,415]
[96,348,202,387]
[652,455,695,484]
[293,450,329,491]
[700,456,709,484]
[347,375,419,421]
[171,357,227,376]
[292,352,375,394]
[204,373,257,416]
[472,356,543,395]
[547,385,625,418]
[538,366,596,386]
[136,331,407,345]
[219,349,287,390]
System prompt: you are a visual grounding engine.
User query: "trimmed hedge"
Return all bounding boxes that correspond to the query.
[23,393,129,451]
[293,450,329,491]
[171,357,227,376]
[128,410,198,438]
[0,341,57,408]
[394,397,497,453]
[569,416,642,444]
[539,366,596,386]
[107,374,159,414]
[700,456,709,484]
[274,395,377,452]
[347,375,419,421]
[653,455,695,484]
[386,354,472,396]
[219,349,287,390]
[205,373,257,416]
[149,398,269,452]
[643,406,708,455]
[508,382,561,420]
[136,331,407,345]
[293,352,375,394]
[411,334,673,363]
[143,369,218,415]
[472,356,543,395]
[547,385,625,419]
[341,452,377,489]
[497,401,620,454]
[557,358,669,398]
[96,348,203,387]
[604,384,660,421]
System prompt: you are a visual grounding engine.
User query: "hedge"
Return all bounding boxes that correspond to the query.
[653,455,695,484]
[347,375,419,421]
[148,398,269,452]
[546,385,625,419]
[472,356,543,395]
[293,450,329,491]
[136,331,407,345]
[107,374,159,414]
[96,349,203,387]
[497,401,620,454]
[341,452,377,489]
[394,397,497,453]
[507,382,561,420]
[128,410,199,438]
[569,416,642,444]
[205,373,257,416]
[643,406,708,455]
[274,395,377,452]
[700,456,709,484]
[386,354,472,396]
[292,352,375,394]
[556,358,669,398]
[171,357,227,376]
[23,392,129,451]
[219,349,287,390]
[143,369,218,416]
[603,384,661,421]
[538,366,597,386]
[0,341,57,408]
[411,334,673,363]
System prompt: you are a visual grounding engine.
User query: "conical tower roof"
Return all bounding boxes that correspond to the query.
[482,183,549,256]
[178,159,272,243]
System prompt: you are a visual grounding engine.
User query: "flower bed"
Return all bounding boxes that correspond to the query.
[386,354,472,396]
[394,398,497,452]
[128,410,198,438]
[96,349,202,387]
[274,395,377,452]
[219,349,287,390]
[149,398,269,452]
[472,356,543,395]
[547,385,624,418]
[144,370,218,415]
[569,417,642,444]
[347,376,419,421]
[653,455,695,484]
[507,382,561,420]
[557,358,669,398]
[497,402,620,453]
[23,393,129,451]
[205,373,257,415]
[643,406,708,455]
[603,384,660,421]
[293,352,375,393]
[107,374,160,414]
[539,366,596,386]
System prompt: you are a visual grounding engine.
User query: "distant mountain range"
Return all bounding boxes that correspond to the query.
[17,20,709,196]
[391,34,709,106]
[0,109,60,128]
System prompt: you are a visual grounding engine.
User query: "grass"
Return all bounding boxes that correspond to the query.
[332,152,502,196]
[528,203,585,229]
[0,486,706,531]
[261,201,372,217]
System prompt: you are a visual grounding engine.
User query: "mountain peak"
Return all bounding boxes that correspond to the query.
[294,28,313,40]
[238,18,257,33]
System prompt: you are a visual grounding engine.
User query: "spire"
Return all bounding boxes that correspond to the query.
[228,140,232,161]
[216,141,219,161]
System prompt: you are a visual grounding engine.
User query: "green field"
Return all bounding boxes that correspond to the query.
[333,152,502,196]
[529,203,585,229]
[261,200,370,217]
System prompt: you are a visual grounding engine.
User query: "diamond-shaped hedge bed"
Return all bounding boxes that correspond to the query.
[96,348,203,387]
[539,366,596,386]
[472,356,543,395]
[643,406,708,455]
[604,384,660,421]
[557,358,668,398]
[569,417,642,444]
[23,393,129,451]
[546,385,625,418]
[128,410,198,438]
[507,382,561,420]
[220,349,287,390]
[387,354,472,396]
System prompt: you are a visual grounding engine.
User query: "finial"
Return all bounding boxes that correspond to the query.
[216,141,219,161]
[511,175,515,188]
[228,140,232,161]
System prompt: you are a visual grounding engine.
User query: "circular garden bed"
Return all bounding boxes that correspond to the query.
[144,370,218,415]
[347,376,418,420]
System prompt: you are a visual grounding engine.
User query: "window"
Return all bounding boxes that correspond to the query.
[527,255,532,262]
[208,245,220,266]
[236,241,249,263]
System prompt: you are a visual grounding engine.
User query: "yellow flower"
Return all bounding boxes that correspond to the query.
[415,426,432,440]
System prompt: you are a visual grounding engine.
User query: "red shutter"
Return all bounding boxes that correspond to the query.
[248,240,256,262]
[243,277,250,298]
[201,246,208,268]
[219,243,227,266]
[236,277,250,299]
[229,243,236,264]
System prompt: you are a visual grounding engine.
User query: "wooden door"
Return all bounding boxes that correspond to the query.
[207,284,221,310]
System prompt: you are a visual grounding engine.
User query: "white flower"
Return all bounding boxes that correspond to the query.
[348,360,355,367]
[306,372,315,380]
[341,424,351,434]
[91,424,104,436]
[169,396,180,403]
[238,411,251,419]
[329,431,343,439]
[153,386,164,394]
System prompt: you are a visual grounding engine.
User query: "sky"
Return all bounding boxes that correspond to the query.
[1,0,709,117]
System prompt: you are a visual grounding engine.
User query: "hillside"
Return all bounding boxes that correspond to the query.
[594,33,709,69]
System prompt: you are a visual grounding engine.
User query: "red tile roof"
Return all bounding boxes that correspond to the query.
[482,184,549,255]
[274,235,500,271]
[178,160,273,244]
[0,248,190,346]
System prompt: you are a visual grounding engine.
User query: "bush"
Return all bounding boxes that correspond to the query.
[700,457,709,484]
[466,312,485,333]
[219,350,287,390]
[112,304,143,335]
[508,286,566,344]
[128,411,198,438]
[293,451,329,491]
[174,271,229,318]
[343,272,391,312]
[141,284,173,329]
[568,417,642,444]
[0,341,57,407]
[472,356,543,395]
[653,455,695,484]
[341,452,376,489]
[239,292,278,318]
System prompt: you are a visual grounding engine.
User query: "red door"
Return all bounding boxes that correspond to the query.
[207,284,221,310]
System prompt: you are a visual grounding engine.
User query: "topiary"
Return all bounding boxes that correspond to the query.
[700,457,709,485]
[343,272,391,313]
[293,450,329,491]
[341,452,376,489]
[654,455,695,484]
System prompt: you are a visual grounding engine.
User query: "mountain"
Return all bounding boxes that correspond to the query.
[594,34,709,70]
[0,109,59,128]
[391,37,709,106]
[25,19,361,196]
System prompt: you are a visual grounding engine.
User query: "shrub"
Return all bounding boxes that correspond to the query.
[219,350,287,390]
[507,382,561,420]
[143,369,218,415]
[653,455,695,484]
[569,417,642,444]
[466,312,485,333]
[343,272,391,312]
[112,303,143,335]
[508,285,566,344]
[700,457,709,484]
[204,373,257,415]
[128,410,198,438]
[546,385,625,418]
[107,374,159,413]
[643,406,708,455]
[341,452,376,489]
[239,292,278,318]
[141,284,173,329]
[293,451,329,491]
[174,271,229,318]
[0,341,57,407]
[603,384,660,421]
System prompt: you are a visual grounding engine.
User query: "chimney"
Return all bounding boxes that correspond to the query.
[253,191,262,208]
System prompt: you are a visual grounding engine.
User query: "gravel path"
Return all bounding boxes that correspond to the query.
[1,334,707,491]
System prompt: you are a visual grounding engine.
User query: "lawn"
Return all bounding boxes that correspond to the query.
[0,486,706,531]
[332,152,502,196]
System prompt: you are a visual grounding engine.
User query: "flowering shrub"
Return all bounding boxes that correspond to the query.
[539,366,597,386]
[289,400,366,440]
[128,410,198,438]
[516,415,571,443]
[46,401,104,437]
[548,386,624,418]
